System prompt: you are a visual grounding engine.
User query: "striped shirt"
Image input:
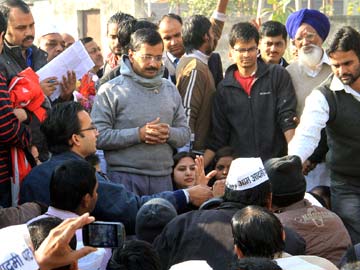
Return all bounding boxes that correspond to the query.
[0,73,30,183]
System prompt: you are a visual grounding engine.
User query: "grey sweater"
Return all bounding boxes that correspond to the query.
[91,56,190,176]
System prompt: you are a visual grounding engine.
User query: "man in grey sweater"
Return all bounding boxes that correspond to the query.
[91,28,190,196]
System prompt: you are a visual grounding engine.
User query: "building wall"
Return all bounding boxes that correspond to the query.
[31,0,146,54]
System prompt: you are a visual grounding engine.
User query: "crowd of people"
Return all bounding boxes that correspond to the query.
[1,0,360,269]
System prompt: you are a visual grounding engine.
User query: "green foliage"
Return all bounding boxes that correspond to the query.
[260,0,294,24]
[347,0,360,15]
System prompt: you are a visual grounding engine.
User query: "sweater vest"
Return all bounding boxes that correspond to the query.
[319,80,360,184]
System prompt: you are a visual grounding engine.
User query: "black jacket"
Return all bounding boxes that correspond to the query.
[0,41,47,84]
[206,61,297,160]
[0,42,49,161]
[154,201,306,270]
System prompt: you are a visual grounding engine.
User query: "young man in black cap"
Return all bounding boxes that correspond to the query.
[265,155,351,266]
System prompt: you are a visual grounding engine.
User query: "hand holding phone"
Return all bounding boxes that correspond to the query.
[82,221,125,248]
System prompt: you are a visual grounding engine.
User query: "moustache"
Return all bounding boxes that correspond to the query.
[145,67,159,72]
[23,36,34,42]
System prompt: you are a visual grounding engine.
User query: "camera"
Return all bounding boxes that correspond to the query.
[82,221,125,248]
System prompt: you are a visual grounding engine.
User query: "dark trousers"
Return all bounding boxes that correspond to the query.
[108,171,173,196]
[331,175,360,244]
[0,181,11,207]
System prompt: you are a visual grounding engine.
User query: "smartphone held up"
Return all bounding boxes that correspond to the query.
[82,221,125,248]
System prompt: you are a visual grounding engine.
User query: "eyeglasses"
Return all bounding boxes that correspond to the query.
[136,53,163,62]
[233,46,258,54]
[295,32,317,43]
[79,125,98,132]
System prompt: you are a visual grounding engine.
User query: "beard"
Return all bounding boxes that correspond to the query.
[298,44,323,68]
[339,67,360,85]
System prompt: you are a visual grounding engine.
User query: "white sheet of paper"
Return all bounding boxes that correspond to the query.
[0,224,39,270]
[36,40,94,101]
[275,256,325,270]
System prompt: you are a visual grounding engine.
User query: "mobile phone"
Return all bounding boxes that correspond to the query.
[82,221,125,248]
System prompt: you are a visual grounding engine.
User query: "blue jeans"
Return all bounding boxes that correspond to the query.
[331,176,360,244]
[108,171,173,196]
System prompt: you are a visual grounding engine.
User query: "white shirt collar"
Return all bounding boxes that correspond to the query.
[329,75,360,101]
[46,206,79,219]
[165,51,178,63]
[185,49,209,65]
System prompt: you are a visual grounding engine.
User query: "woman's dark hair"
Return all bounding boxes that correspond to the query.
[214,146,235,164]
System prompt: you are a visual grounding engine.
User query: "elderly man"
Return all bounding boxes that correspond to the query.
[288,26,360,244]
[61,33,75,49]
[37,29,65,62]
[91,29,190,195]
[285,9,332,189]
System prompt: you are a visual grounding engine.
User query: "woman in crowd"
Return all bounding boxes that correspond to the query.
[172,152,197,190]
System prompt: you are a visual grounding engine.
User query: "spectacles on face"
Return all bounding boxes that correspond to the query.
[295,32,317,43]
[233,46,258,54]
[135,53,163,63]
[79,125,98,133]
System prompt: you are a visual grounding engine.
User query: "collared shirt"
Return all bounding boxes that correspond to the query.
[29,206,109,270]
[288,75,360,162]
[166,51,179,66]
[185,49,210,65]
[302,51,331,78]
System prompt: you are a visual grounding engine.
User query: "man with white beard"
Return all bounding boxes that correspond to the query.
[285,9,331,189]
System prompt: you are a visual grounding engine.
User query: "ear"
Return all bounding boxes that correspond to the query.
[70,133,81,147]
[228,49,233,60]
[203,33,209,42]
[266,192,273,210]
[82,193,92,209]
[128,49,135,63]
[234,244,244,259]
[282,229,286,241]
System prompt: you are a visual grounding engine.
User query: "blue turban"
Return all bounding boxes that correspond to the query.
[286,9,330,41]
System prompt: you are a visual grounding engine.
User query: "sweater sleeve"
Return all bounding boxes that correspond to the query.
[205,85,230,151]
[91,84,141,150]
